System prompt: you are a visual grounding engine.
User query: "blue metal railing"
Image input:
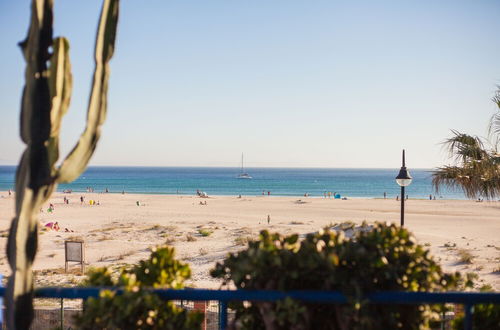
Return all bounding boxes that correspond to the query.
[0,287,498,330]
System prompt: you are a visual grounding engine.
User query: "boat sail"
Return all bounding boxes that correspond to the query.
[237,153,252,179]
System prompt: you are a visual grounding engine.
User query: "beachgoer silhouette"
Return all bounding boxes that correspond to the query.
[267,215,270,224]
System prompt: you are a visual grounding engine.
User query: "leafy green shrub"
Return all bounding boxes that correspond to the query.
[76,246,203,329]
[452,285,500,330]
[211,222,462,330]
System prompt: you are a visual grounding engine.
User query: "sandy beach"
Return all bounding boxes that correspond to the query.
[0,191,498,291]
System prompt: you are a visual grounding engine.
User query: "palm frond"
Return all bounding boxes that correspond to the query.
[441,130,485,164]
[488,86,500,137]
[432,164,500,200]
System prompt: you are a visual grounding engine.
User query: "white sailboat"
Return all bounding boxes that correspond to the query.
[237,153,252,179]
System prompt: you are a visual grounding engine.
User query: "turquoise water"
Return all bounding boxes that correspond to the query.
[0,166,465,199]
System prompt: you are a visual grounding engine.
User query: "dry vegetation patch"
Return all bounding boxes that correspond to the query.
[186,234,197,242]
[234,235,253,246]
[457,249,474,264]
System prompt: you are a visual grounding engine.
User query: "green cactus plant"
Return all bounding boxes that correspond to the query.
[6,0,119,328]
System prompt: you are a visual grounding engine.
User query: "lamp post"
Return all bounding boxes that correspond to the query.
[396,149,412,227]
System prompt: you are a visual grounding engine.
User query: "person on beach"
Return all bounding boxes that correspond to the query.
[396,195,399,201]
[44,222,60,231]
[80,196,84,205]
[47,203,54,213]
[384,192,387,199]
[267,214,271,224]
[429,194,432,200]
[8,189,11,196]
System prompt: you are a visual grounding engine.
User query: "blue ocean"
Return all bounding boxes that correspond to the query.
[0,166,465,199]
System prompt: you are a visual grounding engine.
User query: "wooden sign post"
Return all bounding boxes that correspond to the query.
[65,240,85,273]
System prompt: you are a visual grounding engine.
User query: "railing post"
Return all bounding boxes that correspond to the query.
[219,300,227,330]
[60,298,64,330]
[464,304,473,330]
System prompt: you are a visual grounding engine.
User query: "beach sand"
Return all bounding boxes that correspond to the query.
[0,191,498,290]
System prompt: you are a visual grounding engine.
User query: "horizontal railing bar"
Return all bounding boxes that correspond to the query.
[366,291,500,304]
[0,287,498,304]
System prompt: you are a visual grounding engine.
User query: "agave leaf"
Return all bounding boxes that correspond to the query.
[58,0,119,183]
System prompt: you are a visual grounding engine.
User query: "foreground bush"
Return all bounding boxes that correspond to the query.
[211,222,462,330]
[452,285,500,330]
[76,246,203,330]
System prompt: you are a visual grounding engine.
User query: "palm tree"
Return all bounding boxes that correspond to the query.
[432,87,500,200]
[488,87,500,136]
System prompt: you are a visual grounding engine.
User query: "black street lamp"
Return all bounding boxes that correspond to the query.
[396,149,412,227]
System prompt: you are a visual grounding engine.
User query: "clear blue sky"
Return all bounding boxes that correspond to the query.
[1,0,499,168]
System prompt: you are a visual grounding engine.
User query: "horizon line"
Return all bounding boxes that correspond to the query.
[0,164,435,170]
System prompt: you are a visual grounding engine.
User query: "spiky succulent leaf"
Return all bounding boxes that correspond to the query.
[58,0,119,183]
[47,36,72,172]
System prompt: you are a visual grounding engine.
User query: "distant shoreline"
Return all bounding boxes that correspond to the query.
[0,190,478,201]
[0,167,465,199]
